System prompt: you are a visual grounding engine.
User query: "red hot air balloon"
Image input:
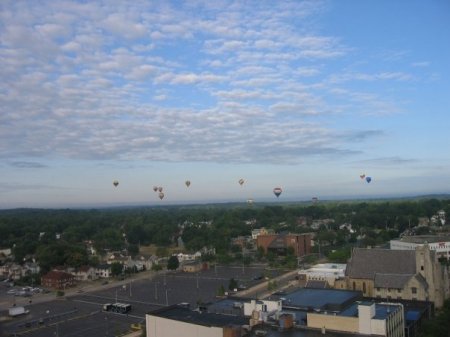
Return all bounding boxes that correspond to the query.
[360,174,366,180]
[273,187,282,198]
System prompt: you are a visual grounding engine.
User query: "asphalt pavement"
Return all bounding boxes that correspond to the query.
[0,264,290,337]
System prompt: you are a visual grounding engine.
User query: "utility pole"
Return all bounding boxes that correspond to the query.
[129,280,132,297]
[165,289,168,306]
[155,283,158,300]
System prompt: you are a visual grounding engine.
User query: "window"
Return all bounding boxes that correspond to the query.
[363,282,366,293]
[397,289,401,293]
[421,266,424,271]
[353,282,356,290]
[411,287,417,294]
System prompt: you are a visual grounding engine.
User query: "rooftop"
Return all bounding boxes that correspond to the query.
[148,304,248,327]
[268,288,361,312]
[396,235,450,244]
[346,248,416,279]
[340,302,402,320]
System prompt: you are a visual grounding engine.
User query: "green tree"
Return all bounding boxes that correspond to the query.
[110,262,123,276]
[228,278,238,291]
[128,244,139,257]
[217,284,225,297]
[167,255,179,270]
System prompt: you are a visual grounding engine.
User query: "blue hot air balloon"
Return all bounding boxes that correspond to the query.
[366,177,372,183]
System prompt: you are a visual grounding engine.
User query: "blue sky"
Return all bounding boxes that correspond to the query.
[1,0,449,208]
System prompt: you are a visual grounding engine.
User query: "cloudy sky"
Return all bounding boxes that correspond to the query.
[1,0,449,208]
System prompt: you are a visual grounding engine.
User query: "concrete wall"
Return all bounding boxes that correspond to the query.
[146,315,223,337]
[307,313,358,333]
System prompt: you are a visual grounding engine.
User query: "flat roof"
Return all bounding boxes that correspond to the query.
[268,288,361,311]
[339,302,401,320]
[148,305,248,327]
[394,235,450,244]
[247,326,371,337]
[207,298,246,315]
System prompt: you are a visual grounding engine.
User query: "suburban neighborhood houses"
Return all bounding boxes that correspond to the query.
[1,201,450,337]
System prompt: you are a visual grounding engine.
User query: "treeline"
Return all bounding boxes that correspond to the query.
[0,198,449,269]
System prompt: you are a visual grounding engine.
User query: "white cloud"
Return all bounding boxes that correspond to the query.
[0,0,424,167]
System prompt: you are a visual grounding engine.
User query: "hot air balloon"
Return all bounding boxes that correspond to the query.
[312,197,318,203]
[153,186,158,192]
[158,192,164,200]
[247,199,254,205]
[185,180,191,187]
[239,178,245,186]
[360,174,366,180]
[366,177,372,183]
[273,187,282,198]
[158,187,163,192]
[113,180,119,187]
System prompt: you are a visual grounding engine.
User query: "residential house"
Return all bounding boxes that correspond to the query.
[182,261,209,273]
[251,227,273,240]
[94,264,112,278]
[72,266,97,281]
[41,270,75,290]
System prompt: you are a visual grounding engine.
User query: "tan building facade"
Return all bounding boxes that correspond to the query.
[307,302,404,337]
[335,245,450,308]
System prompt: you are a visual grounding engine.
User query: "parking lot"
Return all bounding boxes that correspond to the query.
[1,264,285,336]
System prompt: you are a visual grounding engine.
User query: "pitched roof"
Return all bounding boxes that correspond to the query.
[346,248,416,280]
[374,273,414,289]
[42,270,74,280]
[305,280,329,289]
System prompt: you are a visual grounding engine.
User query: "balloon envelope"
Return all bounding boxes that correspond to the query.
[158,192,164,200]
[360,174,366,179]
[153,186,158,192]
[247,199,254,204]
[158,187,163,192]
[366,177,372,183]
[239,178,245,186]
[273,187,282,198]
[185,180,191,187]
[113,180,119,187]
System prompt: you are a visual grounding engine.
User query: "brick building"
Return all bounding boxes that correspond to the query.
[41,270,75,290]
[256,233,311,257]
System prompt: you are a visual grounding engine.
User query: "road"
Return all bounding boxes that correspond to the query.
[1,264,289,336]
